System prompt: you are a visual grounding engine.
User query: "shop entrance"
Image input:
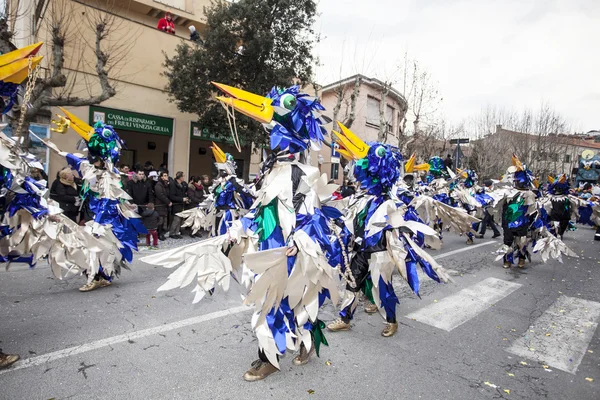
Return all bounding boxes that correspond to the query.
[119,130,170,170]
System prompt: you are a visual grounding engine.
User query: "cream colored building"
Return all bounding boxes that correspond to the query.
[316,74,408,184]
[7,0,250,182]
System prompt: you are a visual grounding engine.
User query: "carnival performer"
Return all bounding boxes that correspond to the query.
[142,83,349,381]
[493,155,577,268]
[48,108,147,291]
[326,124,451,337]
[177,143,253,237]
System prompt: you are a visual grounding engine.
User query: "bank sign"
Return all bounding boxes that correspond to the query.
[89,106,173,136]
[190,121,245,145]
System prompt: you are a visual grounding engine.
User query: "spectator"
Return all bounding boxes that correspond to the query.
[444,154,453,169]
[187,176,205,207]
[157,12,175,35]
[154,171,172,241]
[54,168,80,222]
[126,170,155,211]
[143,161,155,177]
[200,174,212,195]
[159,163,168,171]
[189,25,202,43]
[148,171,159,190]
[169,171,188,239]
[119,164,130,187]
[141,203,160,250]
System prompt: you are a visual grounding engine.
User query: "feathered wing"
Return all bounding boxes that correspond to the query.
[177,207,207,235]
[410,195,479,234]
[532,227,579,263]
[141,234,239,303]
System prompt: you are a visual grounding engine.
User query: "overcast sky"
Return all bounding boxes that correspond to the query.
[315,0,599,132]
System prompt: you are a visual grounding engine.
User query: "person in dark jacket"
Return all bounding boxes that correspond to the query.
[154,171,172,241]
[168,171,189,239]
[186,176,205,208]
[126,170,155,211]
[201,174,212,195]
[54,168,80,222]
[141,203,160,249]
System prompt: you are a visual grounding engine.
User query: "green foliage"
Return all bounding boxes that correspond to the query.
[163,0,318,147]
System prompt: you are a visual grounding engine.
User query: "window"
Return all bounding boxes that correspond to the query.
[385,105,394,133]
[366,96,380,126]
[564,154,571,163]
[330,163,339,180]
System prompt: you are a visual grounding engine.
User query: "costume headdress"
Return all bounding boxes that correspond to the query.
[212,82,329,154]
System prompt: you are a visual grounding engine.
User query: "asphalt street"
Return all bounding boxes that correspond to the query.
[1,228,599,400]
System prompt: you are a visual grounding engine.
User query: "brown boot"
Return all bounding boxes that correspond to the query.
[327,318,351,332]
[518,258,526,268]
[292,343,315,366]
[243,359,279,382]
[466,237,474,245]
[503,261,511,269]
[0,351,19,370]
[364,303,378,314]
[382,322,398,337]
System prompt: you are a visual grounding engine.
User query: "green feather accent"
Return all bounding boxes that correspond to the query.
[361,277,375,304]
[310,319,329,357]
[254,199,279,242]
[505,197,524,223]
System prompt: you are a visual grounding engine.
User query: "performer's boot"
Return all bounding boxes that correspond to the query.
[327,318,351,332]
[502,255,511,269]
[517,258,526,269]
[364,302,378,314]
[328,291,358,331]
[382,322,398,337]
[0,350,19,369]
[292,342,315,366]
[243,359,278,382]
[595,226,600,241]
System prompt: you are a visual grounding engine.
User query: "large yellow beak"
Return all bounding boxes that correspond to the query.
[211,141,227,163]
[512,153,523,171]
[212,82,274,124]
[50,107,94,141]
[331,121,369,160]
[547,175,555,184]
[0,42,44,84]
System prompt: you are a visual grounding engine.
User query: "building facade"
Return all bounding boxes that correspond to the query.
[6,0,251,182]
[316,74,408,184]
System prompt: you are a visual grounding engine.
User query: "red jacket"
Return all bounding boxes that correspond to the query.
[157,16,175,34]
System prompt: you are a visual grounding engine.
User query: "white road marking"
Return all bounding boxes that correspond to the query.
[506,295,600,374]
[405,277,522,331]
[0,241,494,375]
[0,305,250,375]
[432,240,496,260]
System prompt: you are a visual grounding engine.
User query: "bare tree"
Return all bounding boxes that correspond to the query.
[468,103,571,179]
[1,0,137,146]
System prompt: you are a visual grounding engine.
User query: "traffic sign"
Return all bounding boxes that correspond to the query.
[450,138,470,145]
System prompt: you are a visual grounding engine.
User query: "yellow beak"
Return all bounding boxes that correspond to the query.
[0,42,44,84]
[405,153,416,173]
[558,174,567,184]
[211,141,227,163]
[331,121,369,160]
[51,107,94,141]
[511,153,523,171]
[212,82,274,124]
[547,175,555,184]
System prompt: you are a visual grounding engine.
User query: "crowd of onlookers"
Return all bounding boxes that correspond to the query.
[48,161,214,249]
